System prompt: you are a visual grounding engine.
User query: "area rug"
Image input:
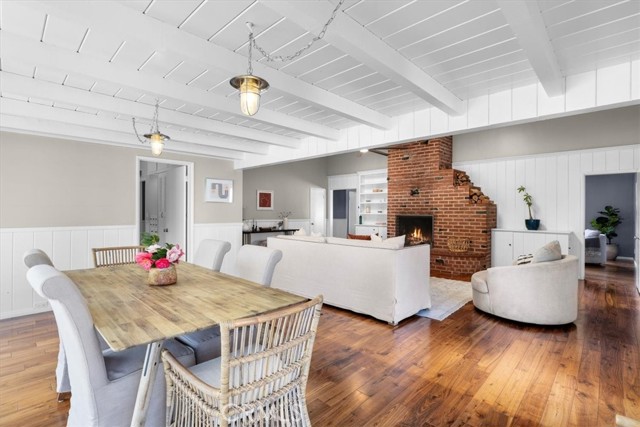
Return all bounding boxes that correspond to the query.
[417,277,473,321]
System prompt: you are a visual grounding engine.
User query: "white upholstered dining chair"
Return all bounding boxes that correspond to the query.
[163,295,323,427]
[23,249,74,401]
[26,264,195,426]
[192,239,231,272]
[177,244,284,364]
[235,244,283,286]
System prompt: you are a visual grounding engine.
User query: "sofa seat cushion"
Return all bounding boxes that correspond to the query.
[471,270,488,294]
[104,338,195,380]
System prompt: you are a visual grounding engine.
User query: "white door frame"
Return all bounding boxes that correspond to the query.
[582,170,638,281]
[136,157,195,261]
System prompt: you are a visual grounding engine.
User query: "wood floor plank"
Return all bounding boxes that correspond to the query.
[0,260,637,426]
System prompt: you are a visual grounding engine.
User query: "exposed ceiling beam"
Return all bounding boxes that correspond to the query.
[0,31,338,141]
[0,98,245,160]
[0,72,287,154]
[262,1,465,116]
[27,0,392,130]
[497,0,564,97]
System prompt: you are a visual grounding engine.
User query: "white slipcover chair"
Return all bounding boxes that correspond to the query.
[471,255,579,325]
[26,264,195,426]
[235,244,283,286]
[177,245,284,364]
[23,249,74,400]
[192,239,231,272]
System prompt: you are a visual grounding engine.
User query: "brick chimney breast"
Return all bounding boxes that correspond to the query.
[387,136,497,280]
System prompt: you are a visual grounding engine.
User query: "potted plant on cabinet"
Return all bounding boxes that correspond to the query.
[517,186,540,230]
[590,205,623,261]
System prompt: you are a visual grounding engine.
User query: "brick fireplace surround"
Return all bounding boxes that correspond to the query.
[387,137,497,280]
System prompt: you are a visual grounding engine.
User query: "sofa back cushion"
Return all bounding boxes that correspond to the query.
[532,240,562,263]
[276,235,325,243]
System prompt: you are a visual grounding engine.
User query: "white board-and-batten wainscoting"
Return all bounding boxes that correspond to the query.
[453,144,640,279]
[1,223,243,319]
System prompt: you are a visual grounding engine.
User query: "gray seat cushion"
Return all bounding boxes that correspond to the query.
[177,327,222,364]
[104,338,195,380]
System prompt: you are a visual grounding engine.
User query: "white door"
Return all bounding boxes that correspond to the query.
[163,165,187,253]
[309,187,326,235]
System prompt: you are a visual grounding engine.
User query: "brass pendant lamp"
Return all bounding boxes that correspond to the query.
[132,100,170,156]
[229,23,269,116]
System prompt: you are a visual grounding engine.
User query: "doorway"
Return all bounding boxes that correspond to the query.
[136,157,194,260]
[332,189,357,238]
[584,172,637,293]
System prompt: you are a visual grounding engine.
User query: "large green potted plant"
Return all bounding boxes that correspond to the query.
[517,186,539,230]
[590,205,623,260]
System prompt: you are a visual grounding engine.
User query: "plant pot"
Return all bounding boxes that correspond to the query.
[605,243,618,261]
[148,265,177,286]
[525,219,540,230]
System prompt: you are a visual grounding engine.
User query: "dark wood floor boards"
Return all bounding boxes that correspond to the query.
[0,260,637,426]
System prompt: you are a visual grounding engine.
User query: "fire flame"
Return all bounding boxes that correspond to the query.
[411,227,422,240]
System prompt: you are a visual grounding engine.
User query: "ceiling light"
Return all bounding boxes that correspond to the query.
[230,23,269,117]
[360,149,369,153]
[230,1,345,116]
[132,100,170,156]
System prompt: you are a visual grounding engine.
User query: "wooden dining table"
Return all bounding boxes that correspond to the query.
[66,262,306,427]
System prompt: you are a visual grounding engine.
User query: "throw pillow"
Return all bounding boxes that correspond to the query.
[347,233,371,240]
[311,231,323,237]
[370,233,383,242]
[515,254,534,265]
[531,240,562,263]
[294,228,307,236]
[584,229,600,238]
[382,235,406,249]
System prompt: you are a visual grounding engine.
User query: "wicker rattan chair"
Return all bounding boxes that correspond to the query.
[92,245,145,268]
[162,295,323,427]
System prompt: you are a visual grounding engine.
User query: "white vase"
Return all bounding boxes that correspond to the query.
[283,218,289,229]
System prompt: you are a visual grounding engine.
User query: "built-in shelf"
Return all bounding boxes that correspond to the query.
[357,169,387,238]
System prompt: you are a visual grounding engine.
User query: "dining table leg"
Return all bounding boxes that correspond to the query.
[130,340,164,427]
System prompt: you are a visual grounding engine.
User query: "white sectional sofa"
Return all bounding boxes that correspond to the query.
[267,235,430,324]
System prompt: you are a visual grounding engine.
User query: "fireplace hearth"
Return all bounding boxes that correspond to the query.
[397,215,433,246]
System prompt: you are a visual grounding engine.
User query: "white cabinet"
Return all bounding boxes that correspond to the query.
[355,225,387,238]
[357,169,387,238]
[491,229,573,267]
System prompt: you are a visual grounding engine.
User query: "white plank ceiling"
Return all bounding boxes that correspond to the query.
[0,0,638,161]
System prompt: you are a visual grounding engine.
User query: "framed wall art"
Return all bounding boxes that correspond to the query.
[257,190,274,210]
[205,178,233,203]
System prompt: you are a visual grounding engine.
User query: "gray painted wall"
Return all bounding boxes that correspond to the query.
[242,157,328,220]
[453,105,640,162]
[326,151,387,175]
[585,173,636,258]
[0,132,242,227]
[243,152,388,221]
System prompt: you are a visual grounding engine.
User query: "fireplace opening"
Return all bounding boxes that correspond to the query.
[397,215,433,246]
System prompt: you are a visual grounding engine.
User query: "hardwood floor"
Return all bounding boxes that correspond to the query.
[1,260,637,426]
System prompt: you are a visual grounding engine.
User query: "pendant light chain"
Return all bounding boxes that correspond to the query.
[251,0,346,63]
[247,31,254,75]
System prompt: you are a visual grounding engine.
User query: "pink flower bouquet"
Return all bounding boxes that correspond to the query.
[136,233,184,271]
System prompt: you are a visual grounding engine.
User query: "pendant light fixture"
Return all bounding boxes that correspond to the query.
[229,23,269,117]
[230,0,344,116]
[132,100,170,156]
